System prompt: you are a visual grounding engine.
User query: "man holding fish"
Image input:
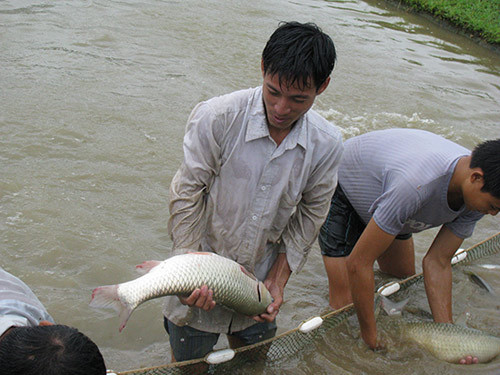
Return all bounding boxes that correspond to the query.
[164,21,343,361]
[319,130,500,364]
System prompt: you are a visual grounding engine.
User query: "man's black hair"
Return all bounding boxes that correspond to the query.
[470,138,500,198]
[262,21,336,91]
[0,325,106,375]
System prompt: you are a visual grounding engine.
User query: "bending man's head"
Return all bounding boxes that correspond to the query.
[0,324,106,375]
[470,138,500,199]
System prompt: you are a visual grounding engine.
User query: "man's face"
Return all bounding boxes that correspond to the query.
[261,71,329,133]
[463,172,500,216]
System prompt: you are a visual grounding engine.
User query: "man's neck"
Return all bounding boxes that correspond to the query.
[268,126,292,146]
[447,156,471,211]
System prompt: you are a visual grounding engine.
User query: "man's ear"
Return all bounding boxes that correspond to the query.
[261,59,265,76]
[316,76,331,95]
[470,169,485,184]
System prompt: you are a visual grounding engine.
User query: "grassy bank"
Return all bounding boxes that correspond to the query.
[394,0,500,45]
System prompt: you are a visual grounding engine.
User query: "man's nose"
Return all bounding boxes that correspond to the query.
[275,98,291,115]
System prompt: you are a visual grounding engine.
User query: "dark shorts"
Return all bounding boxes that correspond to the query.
[318,185,412,257]
[164,317,277,362]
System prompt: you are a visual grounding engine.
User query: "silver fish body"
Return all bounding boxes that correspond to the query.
[401,321,500,363]
[90,252,273,331]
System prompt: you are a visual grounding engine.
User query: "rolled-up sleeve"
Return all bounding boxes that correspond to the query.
[168,102,222,250]
[282,136,344,272]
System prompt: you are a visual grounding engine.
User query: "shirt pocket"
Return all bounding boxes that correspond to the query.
[270,191,301,234]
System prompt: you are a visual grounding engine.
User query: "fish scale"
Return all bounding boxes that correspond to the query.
[90,252,273,331]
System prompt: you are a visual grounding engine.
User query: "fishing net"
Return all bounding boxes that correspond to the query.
[115,232,500,375]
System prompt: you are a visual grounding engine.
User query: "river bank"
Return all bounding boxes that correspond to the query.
[386,0,500,50]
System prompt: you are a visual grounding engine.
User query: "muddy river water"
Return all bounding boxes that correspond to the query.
[1,0,499,373]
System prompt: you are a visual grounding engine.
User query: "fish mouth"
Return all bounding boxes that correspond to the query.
[257,281,274,304]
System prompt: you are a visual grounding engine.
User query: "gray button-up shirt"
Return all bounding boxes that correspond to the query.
[164,86,343,333]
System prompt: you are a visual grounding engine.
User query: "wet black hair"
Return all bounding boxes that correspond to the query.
[0,325,106,375]
[470,138,500,198]
[262,21,336,91]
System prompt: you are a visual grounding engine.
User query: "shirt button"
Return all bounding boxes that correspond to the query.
[252,215,258,221]
[261,185,266,191]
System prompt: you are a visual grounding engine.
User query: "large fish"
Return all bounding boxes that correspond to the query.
[380,296,500,363]
[400,321,500,363]
[90,252,273,331]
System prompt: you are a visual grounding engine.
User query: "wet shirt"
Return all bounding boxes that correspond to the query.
[0,267,55,337]
[164,86,343,333]
[339,128,483,238]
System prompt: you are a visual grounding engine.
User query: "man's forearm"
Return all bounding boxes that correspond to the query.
[423,226,463,323]
[168,169,207,250]
[423,261,453,323]
[348,263,377,348]
[266,253,291,289]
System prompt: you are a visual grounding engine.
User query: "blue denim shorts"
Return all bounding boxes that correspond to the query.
[319,185,411,257]
[164,317,277,362]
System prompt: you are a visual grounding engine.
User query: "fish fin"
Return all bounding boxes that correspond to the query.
[239,265,257,281]
[380,295,409,316]
[466,271,494,294]
[135,260,162,275]
[89,285,134,332]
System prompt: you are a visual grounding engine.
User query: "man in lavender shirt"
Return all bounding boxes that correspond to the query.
[319,128,500,364]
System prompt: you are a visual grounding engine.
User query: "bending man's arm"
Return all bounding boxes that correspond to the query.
[346,218,395,349]
[422,225,463,323]
[422,225,478,365]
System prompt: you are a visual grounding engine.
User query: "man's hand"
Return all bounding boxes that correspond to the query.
[252,253,291,323]
[252,280,283,323]
[361,328,379,350]
[178,285,216,311]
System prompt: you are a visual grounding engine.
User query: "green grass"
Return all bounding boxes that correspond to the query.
[396,0,500,44]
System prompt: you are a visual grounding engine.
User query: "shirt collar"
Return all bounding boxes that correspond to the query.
[245,86,308,150]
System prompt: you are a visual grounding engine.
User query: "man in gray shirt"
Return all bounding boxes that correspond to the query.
[165,22,343,361]
[319,128,500,364]
[0,266,106,374]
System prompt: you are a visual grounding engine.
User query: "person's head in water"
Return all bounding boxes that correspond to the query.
[0,324,107,375]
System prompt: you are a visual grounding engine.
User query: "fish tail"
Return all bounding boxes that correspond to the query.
[90,285,134,332]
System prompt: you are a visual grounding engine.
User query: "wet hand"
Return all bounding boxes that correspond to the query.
[459,355,478,365]
[178,285,216,311]
[252,302,280,323]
